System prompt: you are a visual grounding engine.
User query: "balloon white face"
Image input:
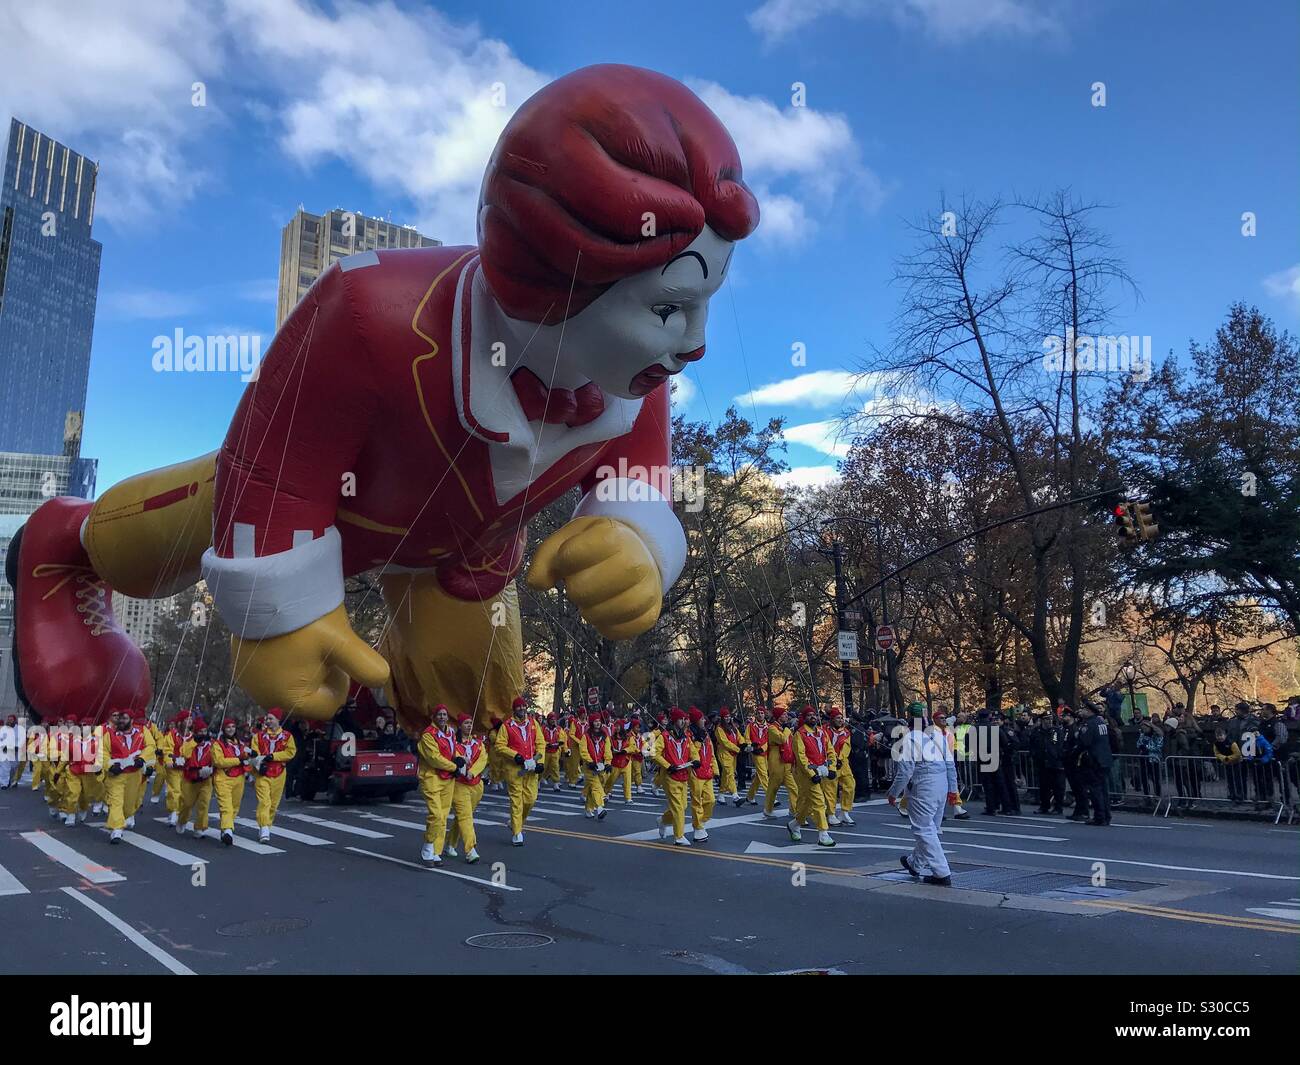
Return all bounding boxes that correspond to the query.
[507,226,735,400]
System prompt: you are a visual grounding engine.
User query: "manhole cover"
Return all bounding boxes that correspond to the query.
[465,932,554,950]
[217,917,310,937]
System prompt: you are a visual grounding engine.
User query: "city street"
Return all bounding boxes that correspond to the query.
[3,779,1296,975]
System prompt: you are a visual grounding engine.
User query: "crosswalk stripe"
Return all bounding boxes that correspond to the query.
[0,861,30,897]
[61,887,195,975]
[103,828,207,866]
[21,830,125,884]
[279,811,391,838]
[233,818,333,846]
[192,828,283,854]
[618,811,764,840]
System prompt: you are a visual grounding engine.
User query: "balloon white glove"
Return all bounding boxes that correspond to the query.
[198,766,213,779]
[523,758,536,772]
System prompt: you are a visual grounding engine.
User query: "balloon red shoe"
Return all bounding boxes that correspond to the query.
[7,497,151,722]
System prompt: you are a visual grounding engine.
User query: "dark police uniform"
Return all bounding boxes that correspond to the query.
[1078,713,1114,825]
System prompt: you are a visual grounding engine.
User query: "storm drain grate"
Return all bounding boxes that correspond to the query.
[217,917,310,937]
[465,931,554,950]
[871,863,1155,899]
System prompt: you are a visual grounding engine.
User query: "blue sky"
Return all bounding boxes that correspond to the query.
[2,0,1296,493]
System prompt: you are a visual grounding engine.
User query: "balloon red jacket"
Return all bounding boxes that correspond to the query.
[201,248,681,641]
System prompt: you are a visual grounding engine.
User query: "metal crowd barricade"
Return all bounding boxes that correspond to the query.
[1282,755,1298,825]
[1158,755,1286,820]
[1111,753,1164,814]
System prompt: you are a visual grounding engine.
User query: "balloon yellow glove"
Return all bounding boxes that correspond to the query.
[230,604,390,720]
[527,516,662,640]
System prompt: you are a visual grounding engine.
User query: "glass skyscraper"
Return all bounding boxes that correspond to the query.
[0,118,101,458]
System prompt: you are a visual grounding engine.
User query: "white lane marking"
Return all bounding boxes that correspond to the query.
[746,841,901,856]
[192,828,283,854]
[946,812,1175,831]
[102,828,206,866]
[344,847,522,890]
[60,887,195,975]
[279,811,390,838]
[233,818,333,846]
[619,811,765,841]
[0,861,30,897]
[1246,906,1300,922]
[356,811,507,831]
[936,839,1300,881]
[21,831,125,884]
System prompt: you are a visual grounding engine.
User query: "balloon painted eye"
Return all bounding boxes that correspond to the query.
[652,303,680,323]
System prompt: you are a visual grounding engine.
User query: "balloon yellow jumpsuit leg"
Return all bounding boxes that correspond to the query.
[763,727,789,815]
[745,743,768,802]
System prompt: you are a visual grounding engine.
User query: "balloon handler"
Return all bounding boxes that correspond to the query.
[3,66,759,737]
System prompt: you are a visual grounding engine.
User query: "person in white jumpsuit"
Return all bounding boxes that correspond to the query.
[887,719,959,885]
[0,716,17,789]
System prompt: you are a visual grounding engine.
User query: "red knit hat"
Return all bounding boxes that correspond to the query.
[688,707,704,724]
[719,706,731,719]
[266,707,285,722]
[222,717,236,728]
[800,706,818,725]
[192,716,208,731]
[669,707,688,723]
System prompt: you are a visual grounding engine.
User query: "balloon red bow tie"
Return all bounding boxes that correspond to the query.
[510,368,605,427]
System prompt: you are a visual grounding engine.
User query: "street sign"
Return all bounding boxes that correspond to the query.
[586,687,599,705]
[874,624,895,651]
[844,608,863,624]
[837,631,858,662]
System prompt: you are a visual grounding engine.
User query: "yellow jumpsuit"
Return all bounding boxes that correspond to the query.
[655,732,693,840]
[564,723,584,785]
[829,726,855,814]
[126,725,157,818]
[607,728,633,802]
[580,733,611,813]
[689,735,717,831]
[494,717,546,836]
[449,737,489,853]
[744,721,769,802]
[161,729,187,815]
[793,725,831,831]
[652,727,669,793]
[211,738,250,832]
[252,727,297,829]
[417,726,458,850]
[541,724,564,785]
[764,723,797,815]
[102,727,147,831]
[630,732,645,790]
[176,738,213,831]
[27,731,44,791]
[148,723,166,800]
[714,722,743,797]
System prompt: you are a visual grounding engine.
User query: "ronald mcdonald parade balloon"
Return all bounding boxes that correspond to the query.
[4,64,760,736]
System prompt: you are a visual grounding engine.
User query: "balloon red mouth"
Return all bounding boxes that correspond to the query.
[628,347,705,396]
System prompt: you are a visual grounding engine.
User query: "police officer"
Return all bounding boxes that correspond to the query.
[974,709,1005,816]
[1030,713,1067,814]
[1062,709,1091,821]
[1075,702,1113,826]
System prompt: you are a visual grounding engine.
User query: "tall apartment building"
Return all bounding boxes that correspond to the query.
[276,207,440,327]
[0,119,101,458]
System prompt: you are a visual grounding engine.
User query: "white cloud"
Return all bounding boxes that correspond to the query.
[102,279,277,320]
[1,1,876,246]
[0,0,226,222]
[749,0,1065,46]
[670,374,697,409]
[775,465,840,489]
[689,80,886,242]
[785,417,854,458]
[1262,264,1300,310]
[738,369,885,409]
